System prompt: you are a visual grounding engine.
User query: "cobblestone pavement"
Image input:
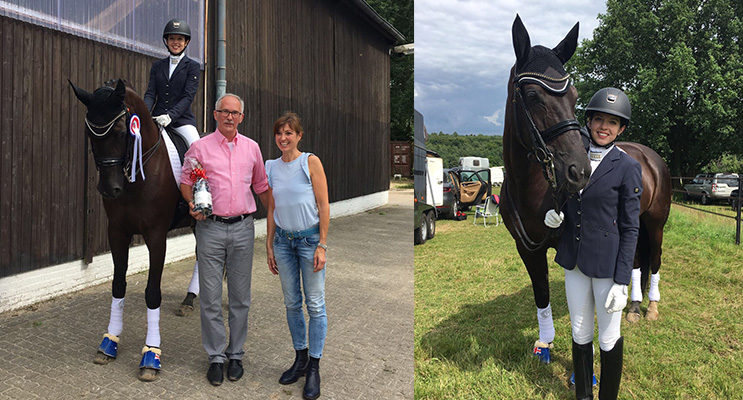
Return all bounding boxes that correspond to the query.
[0,189,413,400]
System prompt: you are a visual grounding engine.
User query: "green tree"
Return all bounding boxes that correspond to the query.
[570,0,743,176]
[365,0,413,141]
[426,132,504,169]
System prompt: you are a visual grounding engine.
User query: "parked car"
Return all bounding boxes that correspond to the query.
[437,168,461,219]
[683,173,739,205]
[457,168,491,210]
[730,188,741,211]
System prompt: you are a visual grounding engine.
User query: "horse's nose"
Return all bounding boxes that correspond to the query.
[98,183,123,199]
[566,164,590,190]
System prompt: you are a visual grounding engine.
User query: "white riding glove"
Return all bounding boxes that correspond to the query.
[544,209,564,228]
[605,283,629,313]
[154,114,172,127]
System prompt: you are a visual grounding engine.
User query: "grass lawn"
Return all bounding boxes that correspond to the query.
[414,195,743,399]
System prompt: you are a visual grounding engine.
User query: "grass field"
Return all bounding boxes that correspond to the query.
[414,194,743,399]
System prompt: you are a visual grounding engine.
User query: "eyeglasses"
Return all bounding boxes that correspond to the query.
[216,109,242,118]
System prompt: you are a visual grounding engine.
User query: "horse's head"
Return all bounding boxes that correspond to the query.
[70,79,130,199]
[507,15,591,194]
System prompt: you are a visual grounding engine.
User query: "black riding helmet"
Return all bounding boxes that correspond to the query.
[162,19,191,55]
[585,87,631,148]
[585,87,631,126]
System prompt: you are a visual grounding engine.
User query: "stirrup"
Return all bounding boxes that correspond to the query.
[97,333,119,358]
[139,346,162,370]
[532,340,553,364]
[570,372,598,386]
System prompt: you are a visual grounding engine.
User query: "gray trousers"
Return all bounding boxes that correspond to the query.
[195,216,254,364]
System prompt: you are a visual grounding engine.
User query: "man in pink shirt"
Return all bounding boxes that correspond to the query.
[180,93,270,386]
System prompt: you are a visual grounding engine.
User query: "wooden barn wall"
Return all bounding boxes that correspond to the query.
[0,15,205,277]
[1,0,392,277]
[219,0,392,208]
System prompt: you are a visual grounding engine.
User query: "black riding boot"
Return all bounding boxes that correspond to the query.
[572,340,594,400]
[598,337,623,400]
[303,356,321,400]
[279,348,309,385]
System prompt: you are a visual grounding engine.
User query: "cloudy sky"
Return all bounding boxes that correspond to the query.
[414,0,607,136]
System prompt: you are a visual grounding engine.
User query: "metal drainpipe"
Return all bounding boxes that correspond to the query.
[216,0,226,101]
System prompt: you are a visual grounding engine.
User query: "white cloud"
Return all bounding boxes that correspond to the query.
[415,0,607,135]
[484,109,502,126]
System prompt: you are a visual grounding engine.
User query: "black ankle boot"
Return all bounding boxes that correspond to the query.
[572,340,594,400]
[303,356,321,400]
[279,348,309,384]
[599,337,623,400]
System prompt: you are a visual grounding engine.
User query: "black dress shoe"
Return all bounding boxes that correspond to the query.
[228,359,244,381]
[280,348,309,385]
[207,362,224,386]
[303,357,321,400]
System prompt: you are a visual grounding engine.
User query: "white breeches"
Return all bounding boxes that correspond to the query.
[565,267,622,352]
[172,124,200,146]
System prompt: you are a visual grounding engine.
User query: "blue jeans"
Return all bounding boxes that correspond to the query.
[273,232,327,359]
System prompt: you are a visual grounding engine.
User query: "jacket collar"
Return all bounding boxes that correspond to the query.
[582,146,621,192]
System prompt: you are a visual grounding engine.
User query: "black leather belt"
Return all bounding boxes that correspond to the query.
[208,213,251,224]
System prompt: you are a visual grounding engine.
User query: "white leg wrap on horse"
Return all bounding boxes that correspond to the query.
[187,260,200,295]
[108,297,125,336]
[630,268,642,302]
[146,307,161,348]
[648,272,661,302]
[537,304,555,344]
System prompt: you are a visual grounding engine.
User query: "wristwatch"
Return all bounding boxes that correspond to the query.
[317,243,328,251]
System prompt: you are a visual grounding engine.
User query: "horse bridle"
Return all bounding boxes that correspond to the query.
[512,72,582,192]
[85,101,161,181]
[508,72,581,251]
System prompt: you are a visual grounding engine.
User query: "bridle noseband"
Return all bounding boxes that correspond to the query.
[512,72,581,191]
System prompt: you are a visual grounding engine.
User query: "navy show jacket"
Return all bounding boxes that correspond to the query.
[143,55,199,128]
[554,146,642,285]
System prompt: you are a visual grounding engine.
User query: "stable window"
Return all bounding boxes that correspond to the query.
[0,0,204,65]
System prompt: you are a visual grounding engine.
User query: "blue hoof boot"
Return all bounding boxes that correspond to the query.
[97,334,119,358]
[139,346,162,370]
[570,372,598,386]
[532,340,553,364]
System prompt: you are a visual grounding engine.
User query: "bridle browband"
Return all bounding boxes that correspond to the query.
[512,71,581,191]
[84,97,161,181]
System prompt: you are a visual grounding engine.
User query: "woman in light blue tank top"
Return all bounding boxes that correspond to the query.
[265,112,329,400]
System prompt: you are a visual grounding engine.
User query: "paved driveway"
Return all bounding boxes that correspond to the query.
[0,189,413,400]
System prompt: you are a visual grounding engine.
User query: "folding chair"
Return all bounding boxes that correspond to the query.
[473,194,500,227]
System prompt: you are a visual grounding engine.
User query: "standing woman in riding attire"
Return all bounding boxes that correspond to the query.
[544,87,642,400]
[144,18,202,315]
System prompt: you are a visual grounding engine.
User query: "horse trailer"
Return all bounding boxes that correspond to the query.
[414,109,437,245]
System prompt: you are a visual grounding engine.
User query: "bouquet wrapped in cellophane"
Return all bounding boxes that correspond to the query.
[185,157,213,217]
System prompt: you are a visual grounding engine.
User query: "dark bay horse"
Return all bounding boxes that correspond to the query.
[70,79,191,381]
[500,16,671,363]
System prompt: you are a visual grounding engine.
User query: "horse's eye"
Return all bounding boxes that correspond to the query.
[526,90,540,103]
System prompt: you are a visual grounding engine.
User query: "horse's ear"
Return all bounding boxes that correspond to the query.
[114,79,126,101]
[552,21,579,64]
[512,14,532,71]
[68,79,93,107]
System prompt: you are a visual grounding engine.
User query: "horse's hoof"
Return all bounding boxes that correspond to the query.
[138,367,159,382]
[626,301,642,323]
[93,351,116,365]
[94,333,119,363]
[532,340,553,364]
[646,301,659,321]
[175,304,194,317]
[626,311,641,324]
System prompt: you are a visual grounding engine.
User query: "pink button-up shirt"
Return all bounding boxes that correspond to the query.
[180,129,269,217]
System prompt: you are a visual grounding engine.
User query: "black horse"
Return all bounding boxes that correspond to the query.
[500,16,671,362]
[70,79,192,381]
